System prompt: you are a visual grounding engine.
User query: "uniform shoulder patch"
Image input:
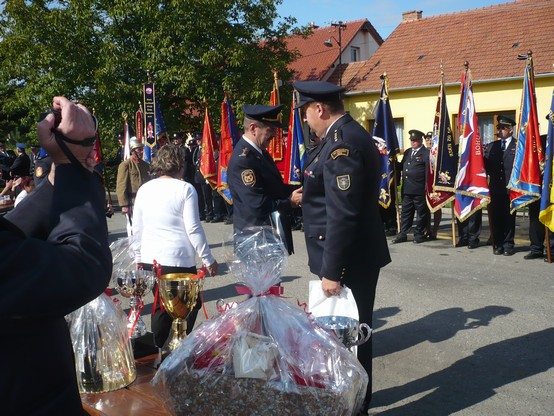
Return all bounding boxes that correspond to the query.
[331,148,349,159]
[336,174,351,190]
[241,169,256,186]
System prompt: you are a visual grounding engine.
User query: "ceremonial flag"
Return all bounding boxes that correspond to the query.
[135,103,144,143]
[122,114,131,161]
[426,77,456,212]
[539,91,554,231]
[372,76,400,209]
[267,72,285,176]
[218,93,239,203]
[92,110,104,167]
[200,107,218,189]
[507,55,544,212]
[283,91,306,185]
[454,66,490,221]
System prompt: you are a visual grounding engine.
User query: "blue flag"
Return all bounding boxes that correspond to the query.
[372,79,400,208]
[283,91,306,185]
[539,90,554,231]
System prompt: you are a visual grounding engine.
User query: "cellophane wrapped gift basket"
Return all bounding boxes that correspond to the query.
[152,228,368,415]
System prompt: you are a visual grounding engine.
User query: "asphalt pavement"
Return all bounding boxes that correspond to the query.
[106,209,554,416]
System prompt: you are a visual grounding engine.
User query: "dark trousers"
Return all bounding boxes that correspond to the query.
[192,182,205,219]
[399,194,429,239]
[489,193,515,249]
[199,182,214,219]
[457,210,483,243]
[344,269,380,404]
[212,190,226,219]
[528,200,553,254]
[143,264,201,348]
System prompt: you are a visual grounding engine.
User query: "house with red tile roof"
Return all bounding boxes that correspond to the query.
[333,0,554,150]
[286,19,383,84]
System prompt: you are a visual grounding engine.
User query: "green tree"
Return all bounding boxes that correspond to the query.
[0,0,304,157]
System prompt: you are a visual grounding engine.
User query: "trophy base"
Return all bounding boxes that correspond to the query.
[164,318,187,353]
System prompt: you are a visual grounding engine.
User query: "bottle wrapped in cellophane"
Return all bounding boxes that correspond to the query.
[65,293,136,393]
[152,227,368,415]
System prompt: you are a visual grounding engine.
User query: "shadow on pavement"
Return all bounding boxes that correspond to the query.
[374,305,513,358]
[372,327,554,415]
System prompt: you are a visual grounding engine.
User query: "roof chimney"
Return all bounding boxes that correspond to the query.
[402,10,423,22]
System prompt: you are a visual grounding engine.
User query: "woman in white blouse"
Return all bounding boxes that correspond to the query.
[132,144,218,347]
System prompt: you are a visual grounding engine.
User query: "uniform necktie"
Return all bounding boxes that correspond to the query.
[501,139,506,152]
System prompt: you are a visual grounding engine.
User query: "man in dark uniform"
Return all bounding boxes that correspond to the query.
[0,96,112,414]
[393,130,430,244]
[484,115,517,256]
[293,81,391,413]
[9,143,31,180]
[227,104,302,254]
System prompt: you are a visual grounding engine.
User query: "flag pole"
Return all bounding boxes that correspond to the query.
[546,227,552,263]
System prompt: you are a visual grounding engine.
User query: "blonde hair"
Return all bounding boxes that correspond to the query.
[151,144,184,177]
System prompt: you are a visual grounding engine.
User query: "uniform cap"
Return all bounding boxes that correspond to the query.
[496,115,516,127]
[425,131,433,138]
[16,142,26,150]
[408,129,425,141]
[292,81,345,109]
[242,104,284,128]
[129,137,144,150]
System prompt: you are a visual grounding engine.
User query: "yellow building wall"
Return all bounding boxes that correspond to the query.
[346,76,554,151]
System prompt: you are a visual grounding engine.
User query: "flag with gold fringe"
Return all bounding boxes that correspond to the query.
[200,107,218,189]
[507,54,544,212]
[283,91,306,185]
[267,72,285,176]
[539,90,554,231]
[454,65,490,221]
[372,75,400,209]
[426,75,456,212]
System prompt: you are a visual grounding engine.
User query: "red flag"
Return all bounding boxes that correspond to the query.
[200,107,218,189]
[135,103,144,143]
[218,93,236,203]
[267,72,285,176]
[92,110,103,165]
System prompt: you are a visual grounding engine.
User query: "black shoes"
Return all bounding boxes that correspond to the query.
[524,252,543,260]
[210,217,224,223]
[468,240,479,249]
[503,248,515,256]
[413,237,426,244]
[456,239,468,248]
[493,248,504,255]
[392,235,407,244]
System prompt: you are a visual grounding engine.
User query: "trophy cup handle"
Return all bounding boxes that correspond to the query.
[351,323,372,347]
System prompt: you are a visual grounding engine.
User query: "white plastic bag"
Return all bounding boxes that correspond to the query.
[308,280,359,321]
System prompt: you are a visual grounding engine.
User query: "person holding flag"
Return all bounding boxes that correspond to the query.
[484,116,517,255]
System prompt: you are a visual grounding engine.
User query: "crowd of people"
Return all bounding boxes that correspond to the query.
[3,81,552,415]
[387,115,552,261]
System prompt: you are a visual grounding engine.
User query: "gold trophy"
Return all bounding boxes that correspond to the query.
[157,269,205,352]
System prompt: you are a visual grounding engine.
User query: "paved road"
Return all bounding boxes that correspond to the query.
[106,211,554,416]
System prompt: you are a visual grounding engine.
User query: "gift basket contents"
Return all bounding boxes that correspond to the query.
[152,227,368,415]
[110,238,155,339]
[66,293,136,394]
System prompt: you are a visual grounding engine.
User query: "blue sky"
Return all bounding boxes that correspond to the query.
[276,0,509,39]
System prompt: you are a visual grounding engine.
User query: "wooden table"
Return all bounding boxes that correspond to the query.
[81,354,170,416]
[0,202,13,214]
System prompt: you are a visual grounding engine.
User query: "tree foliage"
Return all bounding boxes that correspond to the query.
[0,0,303,156]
